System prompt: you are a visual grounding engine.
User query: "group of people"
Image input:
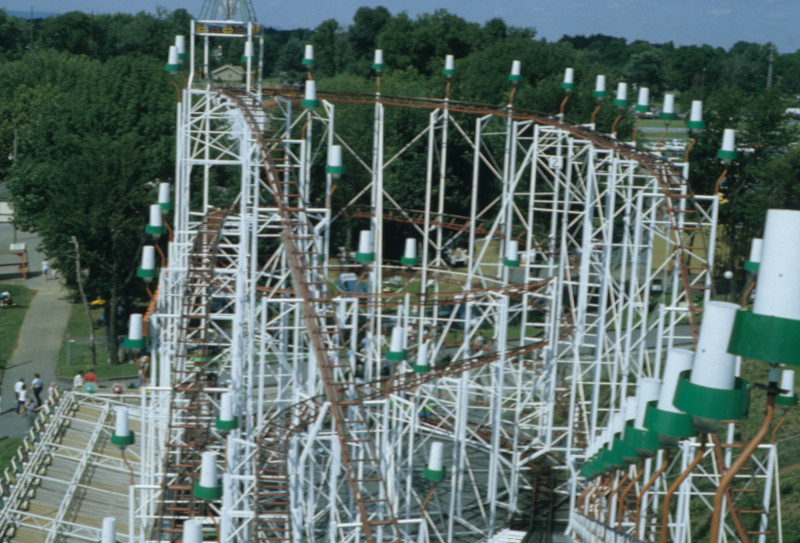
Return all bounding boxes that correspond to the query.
[14,374,57,417]
[72,369,98,389]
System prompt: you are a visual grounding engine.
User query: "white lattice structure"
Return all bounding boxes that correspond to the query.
[4,4,789,543]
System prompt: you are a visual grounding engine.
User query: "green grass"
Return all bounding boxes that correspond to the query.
[0,437,23,478]
[57,303,138,381]
[0,283,34,373]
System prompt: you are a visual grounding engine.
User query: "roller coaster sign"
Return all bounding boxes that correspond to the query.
[195,22,260,37]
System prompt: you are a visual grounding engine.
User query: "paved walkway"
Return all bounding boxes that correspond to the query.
[0,224,73,439]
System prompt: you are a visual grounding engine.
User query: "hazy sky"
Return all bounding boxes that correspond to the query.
[3,0,799,53]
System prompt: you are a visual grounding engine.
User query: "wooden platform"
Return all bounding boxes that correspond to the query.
[0,392,142,542]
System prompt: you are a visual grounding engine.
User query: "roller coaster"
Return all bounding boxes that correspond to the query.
[1,1,792,542]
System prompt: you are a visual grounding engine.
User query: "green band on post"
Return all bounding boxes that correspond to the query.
[613,99,629,108]
[424,467,445,481]
[503,258,520,268]
[215,416,239,431]
[194,482,222,500]
[111,431,135,447]
[624,424,661,456]
[325,165,345,175]
[561,82,575,90]
[145,225,166,236]
[729,309,800,366]
[673,371,750,422]
[301,99,319,108]
[777,394,798,407]
[717,149,738,161]
[386,350,406,361]
[124,337,145,349]
[137,267,158,279]
[635,105,649,113]
[660,112,677,121]
[355,252,374,263]
[643,403,696,440]
[401,256,418,266]
[744,261,759,272]
[592,90,607,98]
[686,120,706,130]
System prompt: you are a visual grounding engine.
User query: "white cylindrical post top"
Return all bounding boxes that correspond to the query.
[358,230,372,254]
[174,35,185,55]
[158,182,171,206]
[141,246,156,271]
[510,59,521,77]
[183,518,203,543]
[616,81,628,102]
[444,54,455,72]
[200,451,218,488]
[635,378,661,429]
[404,238,416,260]
[748,238,763,263]
[304,80,317,102]
[658,348,694,413]
[327,144,342,168]
[428,441,444,471]
[416,342,429,366]
[101,517,116,543]
[690,100,703,123]
[167,45,178,66]
[128,313,143,341]
[781,369,796,398]
[115,407,130,437]
[149,204,163,229]
[721,128,736,153]
[637,87,649,107]
[690,301,739,390]
[624,396,637,421]
[563,67,574,84]
[374,49,384,65]
[753,209,800,320]
[595,74,606,93]
[505,239,518,261]
[220,391,234,421]
[663,93,675,114]
[304,44,314,62]
[611,410,625,434]
[390,326,404,352]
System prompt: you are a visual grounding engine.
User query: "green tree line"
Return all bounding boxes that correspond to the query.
[0,6,799,356]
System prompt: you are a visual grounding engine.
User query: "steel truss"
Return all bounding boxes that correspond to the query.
[127,13,790,543]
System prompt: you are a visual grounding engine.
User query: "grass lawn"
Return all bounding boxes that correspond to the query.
[0,283,34,374]
[0,437,22,479]
[57,302,138,381]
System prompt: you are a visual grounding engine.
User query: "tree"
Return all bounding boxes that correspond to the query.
[6,54,174,361]
[349,6,391,66]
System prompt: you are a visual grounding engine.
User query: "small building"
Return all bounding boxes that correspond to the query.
[211,64,245,83]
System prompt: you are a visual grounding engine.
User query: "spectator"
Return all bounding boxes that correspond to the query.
[85,369,98,383]
[17,384,27,416]
[14,378,24,414]
[73,370,85,389]
[31,373,43,407]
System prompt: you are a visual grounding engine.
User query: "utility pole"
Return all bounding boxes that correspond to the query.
[70,236,97,366]
[766,43,775,89]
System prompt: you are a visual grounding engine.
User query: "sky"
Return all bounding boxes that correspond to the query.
[3,0,799,53]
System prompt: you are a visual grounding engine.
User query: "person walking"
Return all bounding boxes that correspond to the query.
[41,260,50,280]
[14,377,25,414]
[17,384,27,416]
[32,373,43,407]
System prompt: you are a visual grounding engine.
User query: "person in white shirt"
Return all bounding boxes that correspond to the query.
[14,378,24,414]
[73,371,85,389]
[17,384,27,416]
